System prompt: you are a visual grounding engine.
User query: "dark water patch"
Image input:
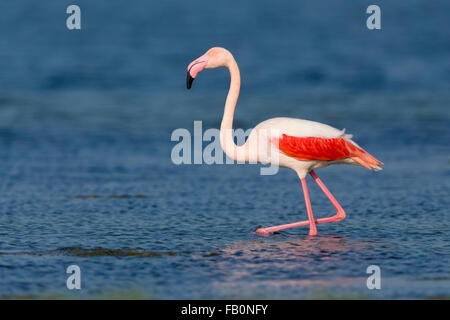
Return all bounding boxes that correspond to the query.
[73,194,150,199]
[417,276,450,281]
[57,247,177,258]
[74,195,100,199]
[0,247,219,259]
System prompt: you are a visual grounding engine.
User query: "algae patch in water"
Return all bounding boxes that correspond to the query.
[74,194,150,199]
[0,247,221,259]
[56,247,181,257]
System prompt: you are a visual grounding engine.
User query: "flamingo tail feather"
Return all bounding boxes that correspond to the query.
[350,147,383,171]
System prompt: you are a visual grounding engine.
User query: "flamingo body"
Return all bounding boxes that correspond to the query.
[186,47,382,236]
[245,117,381,178]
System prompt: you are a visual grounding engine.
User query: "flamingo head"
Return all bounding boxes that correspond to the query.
[186,47,231,89]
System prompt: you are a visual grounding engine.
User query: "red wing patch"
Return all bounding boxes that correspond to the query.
[271,135,357,161]
[271,134,383,170]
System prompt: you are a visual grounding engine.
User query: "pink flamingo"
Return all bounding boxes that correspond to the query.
[186,47,382,236]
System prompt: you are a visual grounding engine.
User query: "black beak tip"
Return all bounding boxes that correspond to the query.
[186,72,194,90]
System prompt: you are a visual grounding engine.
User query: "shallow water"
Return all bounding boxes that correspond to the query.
[0,1,449,299]
[0,90,448,299]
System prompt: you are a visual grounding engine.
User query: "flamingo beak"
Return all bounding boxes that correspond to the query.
[186,55,209,90]
[186,72,194,90]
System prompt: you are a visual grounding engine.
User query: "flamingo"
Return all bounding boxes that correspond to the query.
[186,47,382,236]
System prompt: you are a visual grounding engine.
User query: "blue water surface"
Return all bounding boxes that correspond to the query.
[0,1,449,299]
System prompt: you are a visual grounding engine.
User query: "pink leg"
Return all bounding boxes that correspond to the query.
[309,170,346,223]
[254,170,346,236]
[255,177,318,236]
[302,177,318,236]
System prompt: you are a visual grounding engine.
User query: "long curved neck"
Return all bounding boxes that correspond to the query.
[220,56,247,161]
